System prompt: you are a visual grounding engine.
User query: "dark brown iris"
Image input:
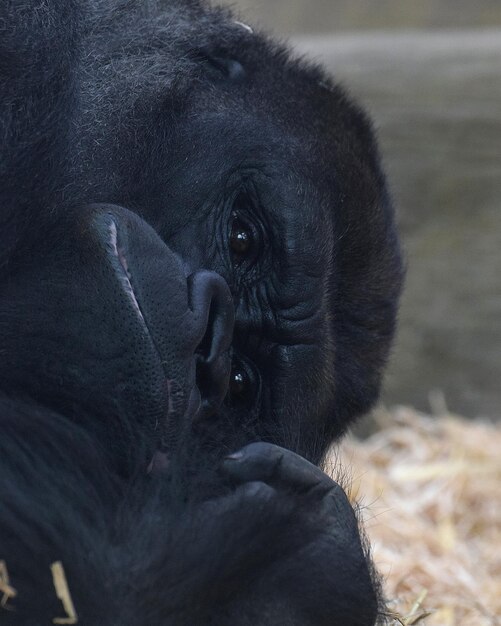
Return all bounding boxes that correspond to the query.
[229,368,248,397]
[230,218,252,257]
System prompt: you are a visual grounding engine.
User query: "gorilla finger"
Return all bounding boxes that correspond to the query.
[236,479,277,504]
[201,479,277,518]
[195,480,295,546]
[223,441,337,495]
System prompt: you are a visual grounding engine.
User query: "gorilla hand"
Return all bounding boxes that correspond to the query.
[221,443,379,626]
[163,443,378,626]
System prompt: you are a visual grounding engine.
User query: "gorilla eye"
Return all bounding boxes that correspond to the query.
[229,367,249,397]
[230,216,253,259]
[226,357,258,409]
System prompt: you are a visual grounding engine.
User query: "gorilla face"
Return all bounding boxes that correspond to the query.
[64,11,403,466]
[0,0,402,475]
[0,204,234,470]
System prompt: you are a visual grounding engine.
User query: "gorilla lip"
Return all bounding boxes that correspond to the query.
[103,216,178,437]
[104,215,203,443]
[107,218,148,329]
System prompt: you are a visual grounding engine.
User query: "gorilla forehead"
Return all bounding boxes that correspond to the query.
[74,0,370,198]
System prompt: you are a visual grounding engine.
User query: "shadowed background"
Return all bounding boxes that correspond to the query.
[221,0,501,420]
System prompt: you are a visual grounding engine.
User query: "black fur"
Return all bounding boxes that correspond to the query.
[0,1,402,624]
[0,402,380,625]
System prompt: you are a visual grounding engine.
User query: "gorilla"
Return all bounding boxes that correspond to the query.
[0,0,403,624]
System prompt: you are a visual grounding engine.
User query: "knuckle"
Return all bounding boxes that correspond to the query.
[240,480,275,502]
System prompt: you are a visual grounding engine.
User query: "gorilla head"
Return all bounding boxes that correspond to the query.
[56,1,403,468]
[0,2,402,623]
[0,0,403,481]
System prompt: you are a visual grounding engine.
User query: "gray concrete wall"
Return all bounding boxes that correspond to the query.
[225,0,501,34]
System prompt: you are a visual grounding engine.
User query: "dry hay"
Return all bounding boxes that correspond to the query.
[330,406,501,625]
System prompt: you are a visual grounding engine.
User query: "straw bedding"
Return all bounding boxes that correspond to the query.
[333,406,501,625]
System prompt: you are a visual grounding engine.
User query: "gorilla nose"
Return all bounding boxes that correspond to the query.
[188,270,234,419]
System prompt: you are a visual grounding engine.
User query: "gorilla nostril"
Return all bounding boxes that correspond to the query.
[188,271,234,417]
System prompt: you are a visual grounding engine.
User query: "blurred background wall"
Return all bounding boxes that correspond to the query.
[222,1,501,419]
[222,0,501,33]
